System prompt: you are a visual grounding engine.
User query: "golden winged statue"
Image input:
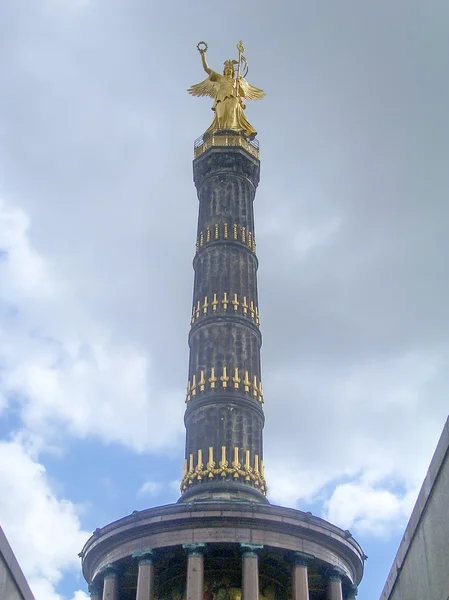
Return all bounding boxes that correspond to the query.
[188,41,265,140]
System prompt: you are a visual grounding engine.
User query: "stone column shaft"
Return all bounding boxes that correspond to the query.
[184,544,205,600]
[327,575,343,600]
[292,565,309,600]
[241,544,263,600]
[102,571,118,600]
[292,552,313,600]
[135,555,154,600]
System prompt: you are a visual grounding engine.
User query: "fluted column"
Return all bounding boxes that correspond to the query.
[88,581,102,600]
[241,544,263,600]
[292,552,313,600]
[327,569,344,600]
[181,144,266,503]
[101,565,119,600]
[184,543,206,600]
[133,550,154,600]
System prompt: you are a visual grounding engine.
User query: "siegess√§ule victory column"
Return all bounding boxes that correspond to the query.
[80,41,365,600]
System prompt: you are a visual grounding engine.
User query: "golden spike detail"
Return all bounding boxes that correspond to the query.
[203,296,209,315]
[224,223,228,239]
[258,380,263,404]
[189,453,194,472]
[199,370,206,392]
[214,223,219,240]
[196,301,200,319]
[183,459,188,477]
[212,293,218,312]
[191,306,196,324]
[206,227,211,243]
[241,227,246,244]
[222,292,229,311]
[255,306,260,326]
[207,447,215,474]
[241,296,248,315]
[232,367,241,389]
[248,231,252,249]
[220,365,229,388]
[249,300,255,319]
[233,447,239,468]
[186,379,191,403]
[252,239,256,253]
[254,454,260,487]
[199,231,204,246]
[243,370,250,393]
[244,450,251,480]
[219,446,228,475]
[195,239,199,253]
[209,367,217,389]
[252,375,258,398]
[197,449,204,469]
[191,374,197,396]
[232,293,239,312]
[233,223,237,240]
[233,447,240,477]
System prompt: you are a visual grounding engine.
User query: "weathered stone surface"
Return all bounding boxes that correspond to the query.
[80,501,365,586]
[184,145,265,500]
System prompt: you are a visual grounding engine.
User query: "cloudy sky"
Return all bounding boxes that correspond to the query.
[0,1,448,599]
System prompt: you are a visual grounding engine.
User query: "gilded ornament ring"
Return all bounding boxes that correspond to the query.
[197,41,208,53]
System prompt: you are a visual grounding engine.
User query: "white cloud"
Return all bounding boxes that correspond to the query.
[264,352,448,533]
[29,578,88,600]
[1,5,449,598]
[0,200,53,298]
[0,196,184,452]
[0,439,89,600]
[323,481,416,537]
[138,480,163,497]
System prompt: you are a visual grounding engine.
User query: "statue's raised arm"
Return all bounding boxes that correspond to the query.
[199,44,214,77]
[187,41,265,140]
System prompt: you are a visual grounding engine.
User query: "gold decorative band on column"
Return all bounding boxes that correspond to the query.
[195,223,256,253]
[193,132,260,160]
[181,446,267,494]
[186,366,263,404]
[190,292,260,326]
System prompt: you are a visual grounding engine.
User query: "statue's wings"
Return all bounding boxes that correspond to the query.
[238,78,265,101]
[187,76,217,98]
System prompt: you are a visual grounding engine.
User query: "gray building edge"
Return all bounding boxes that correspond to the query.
[379,416,449,600]
[0,526,35,600]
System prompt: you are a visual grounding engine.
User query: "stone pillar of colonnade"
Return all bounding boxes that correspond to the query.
[101,565,119,600]
[292,552,314,600]
[183,543,206,600]
[241,544,263,600]
[327,568,344,600]
[133,550,155,600]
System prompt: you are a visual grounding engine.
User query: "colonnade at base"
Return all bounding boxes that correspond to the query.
[89,545,357,600]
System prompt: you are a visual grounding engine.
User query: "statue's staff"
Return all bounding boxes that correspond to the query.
[236,40,248,81]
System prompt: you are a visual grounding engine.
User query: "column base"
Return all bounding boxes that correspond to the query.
[178,480,269,504]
